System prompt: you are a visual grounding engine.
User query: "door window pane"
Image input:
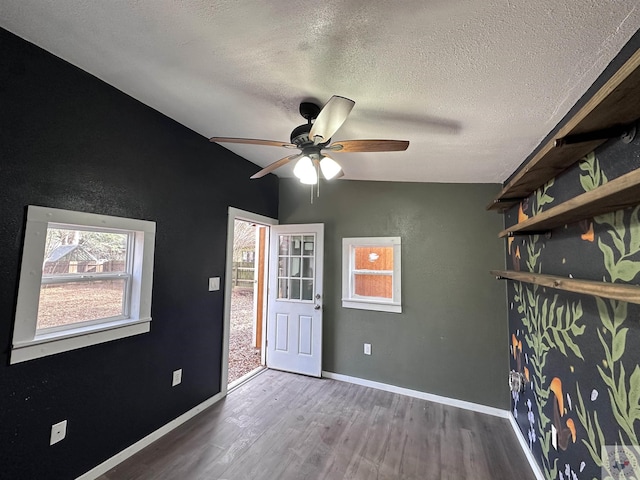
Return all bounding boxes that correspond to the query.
[278,278,288,299]
[291,236,302,255]
[278,257,288,277]
[290,279,301,300]
[279,236,289,255]
[276,233,315,301]
[290,257,301,277]
[302,280,314,300]
[302,257,314,278]
[303,236,314,255]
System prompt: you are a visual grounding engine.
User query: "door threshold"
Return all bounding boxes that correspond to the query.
[228,366,267,393]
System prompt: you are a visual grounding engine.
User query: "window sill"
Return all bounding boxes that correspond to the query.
[342,299,402,314]
[10,318,151,364]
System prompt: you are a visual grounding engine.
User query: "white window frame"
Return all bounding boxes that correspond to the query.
[11,206,156,364]
[342,236,402,314]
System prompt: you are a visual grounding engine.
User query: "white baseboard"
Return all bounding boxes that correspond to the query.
[321,371,510,418]
[76,391,224,480]
[508,413,545,480]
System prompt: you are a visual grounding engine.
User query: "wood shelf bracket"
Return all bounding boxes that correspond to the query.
[554,123,637,147]
[506,230,551,238]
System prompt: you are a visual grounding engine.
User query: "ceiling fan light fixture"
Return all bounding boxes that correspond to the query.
[299,168,318,185]
[319,156,341,180]
[293,156,313,179]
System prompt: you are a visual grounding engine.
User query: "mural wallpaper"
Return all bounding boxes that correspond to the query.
[506,134,640,479]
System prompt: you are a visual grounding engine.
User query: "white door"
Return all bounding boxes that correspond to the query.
[266,224,323,377]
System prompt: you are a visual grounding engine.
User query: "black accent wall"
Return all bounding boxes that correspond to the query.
[0,29,278,479]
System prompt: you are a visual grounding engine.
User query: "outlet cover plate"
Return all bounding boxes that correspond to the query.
[50,420,67,445]
[364,343,372,355]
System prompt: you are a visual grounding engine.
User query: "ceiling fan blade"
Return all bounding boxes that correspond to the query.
[250,154,302,179]
[326,139,409,153]
[210,137,296,149]
[309,96,355,145]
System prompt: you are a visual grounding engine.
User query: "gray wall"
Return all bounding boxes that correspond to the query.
[279,179,509,409]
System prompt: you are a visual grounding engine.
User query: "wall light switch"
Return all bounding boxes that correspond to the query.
[364,343,372,355]
[208,277,220,291]
[50,420,67,445]
[172,369,182,387]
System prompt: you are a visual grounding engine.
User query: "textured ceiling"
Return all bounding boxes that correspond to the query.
[1,1,639,183]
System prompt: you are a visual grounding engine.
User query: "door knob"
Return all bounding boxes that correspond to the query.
[314,305,321,310]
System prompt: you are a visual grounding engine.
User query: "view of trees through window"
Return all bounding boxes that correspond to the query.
[44,227,127,267]
[37,227,130,331]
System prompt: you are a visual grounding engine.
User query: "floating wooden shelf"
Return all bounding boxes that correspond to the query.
[498,168,640,238]
[490,270,640,305]
[488,48,640,211]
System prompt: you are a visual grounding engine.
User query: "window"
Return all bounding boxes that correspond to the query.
[276,234,316,301]
[342,237,401,313]
[11,206,156,364]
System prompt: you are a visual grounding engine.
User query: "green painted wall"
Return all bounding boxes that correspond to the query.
[279,179,509,409]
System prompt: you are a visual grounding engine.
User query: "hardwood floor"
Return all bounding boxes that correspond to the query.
[99,370,535,480]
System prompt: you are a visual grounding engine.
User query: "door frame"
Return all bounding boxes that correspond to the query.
[221,207,278,397]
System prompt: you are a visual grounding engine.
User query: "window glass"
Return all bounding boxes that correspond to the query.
[43,228,128,274]
[302,279,314,301]
[37,226,131,331]
[354,246,393,271]
[37,279,126,330]
[354,274,393,299]
[277,234,315,301]
[342,237,401,313]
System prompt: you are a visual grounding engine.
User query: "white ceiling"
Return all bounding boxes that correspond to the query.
[1,1,639,183]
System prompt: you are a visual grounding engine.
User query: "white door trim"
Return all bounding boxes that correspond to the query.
[221,207,278,397]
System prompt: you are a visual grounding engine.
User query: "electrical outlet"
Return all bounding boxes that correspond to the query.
[172,369,182,387]
[208,277,220,291]
[50,420,67,445]
[364,343,372,355]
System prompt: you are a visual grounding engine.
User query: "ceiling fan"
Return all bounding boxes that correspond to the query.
[209,96,410,184]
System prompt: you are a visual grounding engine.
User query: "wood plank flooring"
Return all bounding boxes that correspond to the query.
[98,370,535,480]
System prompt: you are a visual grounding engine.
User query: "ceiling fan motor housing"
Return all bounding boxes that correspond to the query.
[291,102,320,147]
[290,124,332,149]
[290,123,312,146]
[291,101,333,148]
